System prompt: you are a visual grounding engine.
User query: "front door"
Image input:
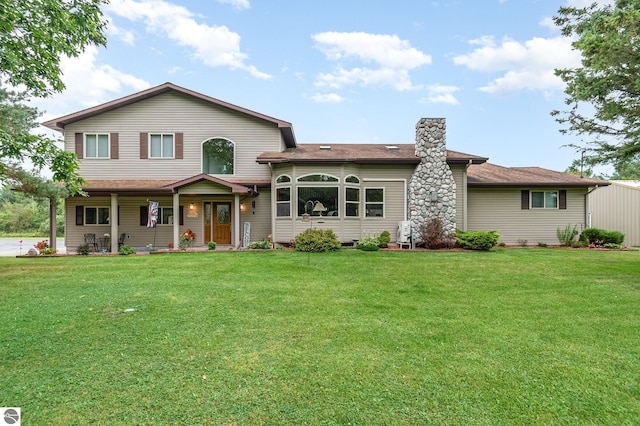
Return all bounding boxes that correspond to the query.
[213,203,231,244]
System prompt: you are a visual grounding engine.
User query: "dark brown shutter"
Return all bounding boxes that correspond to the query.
[140,206,147,226]
[521,190,530,210]
[75,133,83,159]
[175,132,183,159]
[179,206,184,225]
[76,205,84,225]
[110,133,119,159]
[140,132,148,159]
[559,190,567,210]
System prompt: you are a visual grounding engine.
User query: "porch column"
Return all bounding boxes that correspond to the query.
[173,193,180,250]
[49,197,57,251]
[110,193,118,253]
[234,194,241,247]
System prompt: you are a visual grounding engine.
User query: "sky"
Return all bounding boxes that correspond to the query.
[32,0,615,173]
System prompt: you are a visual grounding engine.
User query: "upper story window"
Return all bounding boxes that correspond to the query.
[149,134,174,158]
[85,134,109,158]
[531,191,558,209]
[203,138,234,174]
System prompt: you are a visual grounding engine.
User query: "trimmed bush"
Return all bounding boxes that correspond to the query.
[119,245,135,255]
[77,244,91,256]
[378,231,391,248]
[455,229,500,251]
[580,227,625,246]
[356,237,380,251]
[207,241,217,250]
[294,228,341,252]
[557,224,579,246]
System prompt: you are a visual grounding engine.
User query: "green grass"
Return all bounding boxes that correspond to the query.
[1,249,639,425]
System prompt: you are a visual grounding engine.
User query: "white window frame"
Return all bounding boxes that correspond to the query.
[149,133,175,159]
[531,190,558,209]
[365,187,385,218]
[158,207,174,225]
[85,133,110,159]
[344,175,360,218]
[85,206,110,225]
[276,186,291,217]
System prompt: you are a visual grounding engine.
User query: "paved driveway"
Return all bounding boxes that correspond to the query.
[0,238,66,256]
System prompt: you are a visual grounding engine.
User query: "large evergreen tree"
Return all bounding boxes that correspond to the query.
[552,1,640,165]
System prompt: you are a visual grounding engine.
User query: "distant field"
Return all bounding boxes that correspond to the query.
[1,249,638,425]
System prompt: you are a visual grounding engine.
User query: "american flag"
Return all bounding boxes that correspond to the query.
[147,201,159,228]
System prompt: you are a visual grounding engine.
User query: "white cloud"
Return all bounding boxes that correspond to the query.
[420,85,460,105]
[107,0,269,79]
[105,17,136,45]
[452,36,581,95]
[312,31,431,91]
[217,0,250,10]
[310,93,345,104]
[33,46,150,117]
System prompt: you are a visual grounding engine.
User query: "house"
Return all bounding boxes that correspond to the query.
[43,82,608,252]
[588,181,640,246]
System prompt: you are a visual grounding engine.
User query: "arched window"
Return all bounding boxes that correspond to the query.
[275,175,291,217]
[297,173,338,182]
[202,138,234,174]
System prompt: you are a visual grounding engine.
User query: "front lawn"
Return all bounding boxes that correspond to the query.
[1,249,639,424]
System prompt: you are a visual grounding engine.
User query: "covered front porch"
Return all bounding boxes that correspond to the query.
[66,174,263,253]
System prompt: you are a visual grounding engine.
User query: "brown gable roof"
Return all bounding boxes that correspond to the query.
[164,174,252,194]
[42,82,297,148]
[77,176,261,196]
[467,163,609,187]
[257,143,487,165]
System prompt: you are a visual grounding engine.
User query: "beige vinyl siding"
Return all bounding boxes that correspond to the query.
[64,92,282,181]
[241,189,272,243]
[589,183,640,246]
[450,165,465,230]
[467,188,587,245]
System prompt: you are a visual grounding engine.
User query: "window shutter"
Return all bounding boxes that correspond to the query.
[521,190,529,210]
[140,132,148,159]
[175,132,183,159]
[559,190,567,210]
[76,205,84,225]
[179,206,184,225]
[75,133,84,159]
[110,133,119,159]
[140,206,147,226]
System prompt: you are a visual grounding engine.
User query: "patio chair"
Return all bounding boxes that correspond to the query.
[84,233,98,252]
[117,233,127,250]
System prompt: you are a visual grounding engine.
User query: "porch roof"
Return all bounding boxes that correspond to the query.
[467,163,610,188]
[79,176,263,196]
[257,144,488,165]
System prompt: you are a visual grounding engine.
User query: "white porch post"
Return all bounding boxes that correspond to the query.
[110,193,118,253]
[173,193,180,250]
[234,194,240,247]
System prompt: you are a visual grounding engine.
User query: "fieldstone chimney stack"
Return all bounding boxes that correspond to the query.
[408,118,456,241]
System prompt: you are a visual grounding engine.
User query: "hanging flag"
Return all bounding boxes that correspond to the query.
[147,201,159,228]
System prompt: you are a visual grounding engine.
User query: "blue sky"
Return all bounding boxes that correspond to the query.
[34,0,613,172]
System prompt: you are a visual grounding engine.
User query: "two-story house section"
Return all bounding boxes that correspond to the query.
[44,82,295,252]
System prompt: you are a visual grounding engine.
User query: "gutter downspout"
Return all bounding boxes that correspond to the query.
[585,185,600,229]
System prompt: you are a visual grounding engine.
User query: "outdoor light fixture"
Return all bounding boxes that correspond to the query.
[189,202,195,210]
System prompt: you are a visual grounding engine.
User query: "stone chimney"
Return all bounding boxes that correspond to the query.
[408,118,456,241]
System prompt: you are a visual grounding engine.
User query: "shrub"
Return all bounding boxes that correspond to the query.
[517,239,528,247]
[420,217,455,249]
[557,224,579,246]
[455,229,500,251]
[77,244,91,255]
[207,241,217,250]
[249,240,271,249]
[537,242,548,248]
[604,243,622,249]
[378,231,391,248]
[294,228,341,252]
[119,245,135,255]
[356,236,380,251]
[580,227,625,246]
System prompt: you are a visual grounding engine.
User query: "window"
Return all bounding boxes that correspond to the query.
[297,174,338,182]
[276,187,291,217]
[298,187,338,216]
[159,207,174,225]
[150,134,174,158]
[203,138,234,174]
[531,191,558,209]
[85,134,109,158]
[276,175,291,184]
[365,188,384,217]
[85,207,110,225]
[345,175,360,184]
[345,187,360,217]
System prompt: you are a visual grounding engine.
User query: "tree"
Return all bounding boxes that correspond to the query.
[0,87,85,194]
[610,154,640,179]
[0,0,108,96]
[552,1,640,165]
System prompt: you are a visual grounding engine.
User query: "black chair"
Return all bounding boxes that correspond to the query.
[117,233,127,250]
[84,233,98,252]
